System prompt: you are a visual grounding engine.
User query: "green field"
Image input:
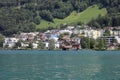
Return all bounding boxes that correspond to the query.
[37,5,107,29]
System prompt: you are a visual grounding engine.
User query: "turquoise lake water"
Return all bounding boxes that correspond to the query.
[0,50,120,80]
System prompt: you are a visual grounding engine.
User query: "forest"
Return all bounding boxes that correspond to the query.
[0,0,119,36]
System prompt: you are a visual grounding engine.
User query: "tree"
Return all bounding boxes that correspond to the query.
[39,10,53,22]
[111,38,117,43]
[15,40,21,48]
[27,22,36,32]
[59,34,64,39]
[38,41,45,49]
[18,22,36,32]
[33,16,41,25]
[96,38,106,50]
[0,8,35,36]
[28,42,33,49]
[81,37,90,49]
[0,34,4,47]
[62,0,68,2]
[90,38,96,49]
[103,29,110,36]
[70,33,78,38]
[118,44,120,49]
[59,32,70,39]
[48,39,55,50]
[77,21,83,25]
[63,32,70,36]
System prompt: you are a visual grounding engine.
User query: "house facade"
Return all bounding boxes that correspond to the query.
[3,38,19,48]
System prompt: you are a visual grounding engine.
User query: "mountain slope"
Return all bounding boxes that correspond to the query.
[37,5,107,29]
[0,0,119,36]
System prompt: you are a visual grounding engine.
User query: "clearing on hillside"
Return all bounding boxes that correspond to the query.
[37,5,107,30]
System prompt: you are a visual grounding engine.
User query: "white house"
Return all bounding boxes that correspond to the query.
[21,42,29,47]
[55,42,60,49]
[19,32,39,41]
[73,29,104,39]
[44,42,49,49]
[67,26,74,30]
[110,30,120,36]
[32,43,38,49]
[115,36,120,44]
[3,38,19,48]
[58,29,72,36]
[49,34,59,42]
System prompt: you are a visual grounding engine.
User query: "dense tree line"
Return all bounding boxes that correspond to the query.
[0,8,37,36]
[0,0,119,36]
[81,37,106,50]
[88,15,120,28]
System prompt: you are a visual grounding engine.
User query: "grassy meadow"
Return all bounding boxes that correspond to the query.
[37,5,107,29]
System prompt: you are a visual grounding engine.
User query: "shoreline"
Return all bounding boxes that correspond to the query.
[0,49,120,51]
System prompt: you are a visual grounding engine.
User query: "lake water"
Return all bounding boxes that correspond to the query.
[0,50,120,80]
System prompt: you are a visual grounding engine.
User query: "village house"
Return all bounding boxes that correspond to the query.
[115,36,120,44]
[49,34,59,42]
[55,42,60,49]
[2,25,120,50]
[38,33,47,41]
[102,36,115,47]
[19,32,39,42]
[58,29,72,36]
[44,41,49,49]
[110,28,120,44]
[71,37,81,44]
[66,26,75,30]
[3,38,19,48]
[73,29,104,39]
[21,42,29,48]
[71,37,81,49]
[110,30,120,36]
[32,42,38,49]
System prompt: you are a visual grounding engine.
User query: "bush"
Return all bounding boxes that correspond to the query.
[33,16,41,25]
[39,10,53,22]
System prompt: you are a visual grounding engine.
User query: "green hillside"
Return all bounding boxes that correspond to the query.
[37,5,107,29]
[0,0,119,36]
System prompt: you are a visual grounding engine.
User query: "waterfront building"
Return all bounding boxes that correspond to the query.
[115,36,120,44]
[102,36,115,46]
[3,38,19,48]
[32,43,38,49]
[21,42,29,47]
[73,29,104,39]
